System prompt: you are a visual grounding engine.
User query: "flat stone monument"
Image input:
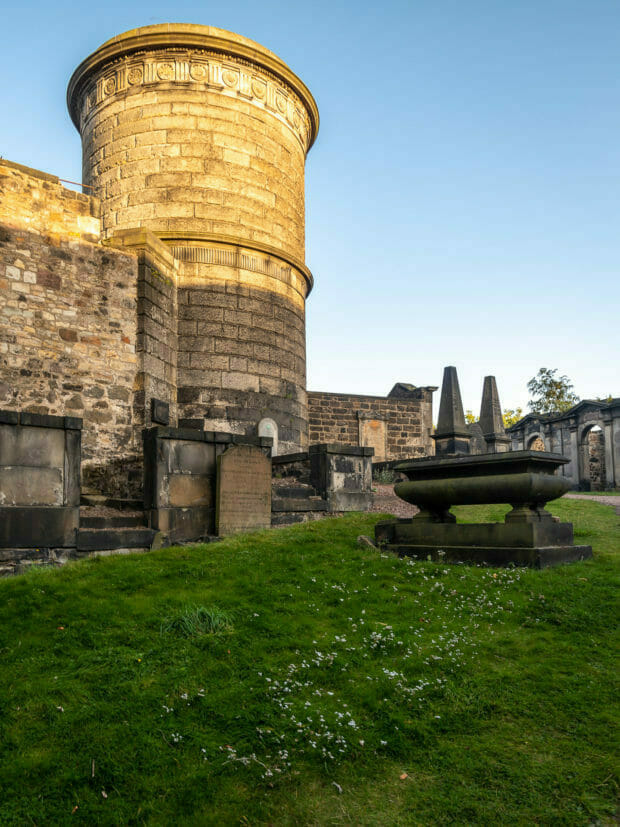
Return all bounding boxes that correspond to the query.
[216,444,272,536]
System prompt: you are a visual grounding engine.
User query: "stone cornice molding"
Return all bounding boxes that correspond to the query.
[67,24,319,152]
[157,231,314,296]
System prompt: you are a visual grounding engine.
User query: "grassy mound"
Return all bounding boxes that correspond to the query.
[0,500,618,824]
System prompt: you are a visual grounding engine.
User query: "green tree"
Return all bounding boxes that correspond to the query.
[527,368,579,414]
[465,410,478,424]
[502,407,523,428]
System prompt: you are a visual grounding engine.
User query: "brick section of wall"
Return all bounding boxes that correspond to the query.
[0,160,141,496]
[177,282,307,453]
[307,389,434,460]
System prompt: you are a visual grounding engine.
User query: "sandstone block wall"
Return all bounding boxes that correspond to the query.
[111,229,179,432]
[307,385,435,461]
[176,274,307,453]
[67,25,318,453]
[0,161,141,492]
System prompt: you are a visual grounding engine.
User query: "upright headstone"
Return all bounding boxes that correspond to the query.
[358,412,387,462]
[258,417,278,457]
[432,366,472,457]
[479,376,511,453]
[215,444,272,536]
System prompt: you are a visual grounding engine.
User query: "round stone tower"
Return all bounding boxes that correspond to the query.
[67,24,319,453]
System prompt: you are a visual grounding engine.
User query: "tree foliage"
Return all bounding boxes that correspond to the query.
[502,408,523,428]
[527,368,579,415]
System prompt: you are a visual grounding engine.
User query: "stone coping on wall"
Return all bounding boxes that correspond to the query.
[308,389,435,402]
[309,443,374,457]
[272,451,310,465]
[273,445,375,463]
[67,23,319,149]
[106,229,180,276]
[144,425,272,449]
[0,410,83,430]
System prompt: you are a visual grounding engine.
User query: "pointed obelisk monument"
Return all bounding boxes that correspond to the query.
[479,376,511,453]
[432,366,472,457]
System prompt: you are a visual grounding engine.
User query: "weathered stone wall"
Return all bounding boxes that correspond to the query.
[177,277,307,453]
[0,161,141,492]
[110,229,179,432]
[307,386,435,460]
[508,399,620,489]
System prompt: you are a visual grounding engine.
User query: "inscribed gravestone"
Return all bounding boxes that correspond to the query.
[216,444,272,536]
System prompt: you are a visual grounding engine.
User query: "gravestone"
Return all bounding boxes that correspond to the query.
[258,417,278,456]
[358,412,387,461]
[216,444,271,536]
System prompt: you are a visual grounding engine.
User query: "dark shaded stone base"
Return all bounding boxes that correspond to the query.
[375,518,593,568]
[77,528,157,551]
[380,543,592,568]
[0,507,79,548]
[328,491,373,511]
[149,506,215,544]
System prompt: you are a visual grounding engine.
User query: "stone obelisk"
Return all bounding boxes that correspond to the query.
[479,376,511,453]
[431,366,472,457]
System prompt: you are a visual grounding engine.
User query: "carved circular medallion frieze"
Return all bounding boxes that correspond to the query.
[252,80,266,99]
[127,66,143,85]
[103,77,116,96]
[222,69,238,87]
[190,63,207,80]
[276,94,287,113]
[157,63,175,80]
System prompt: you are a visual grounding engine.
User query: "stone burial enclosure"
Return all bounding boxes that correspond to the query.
[0,410,82,573]
[0,407,375,574]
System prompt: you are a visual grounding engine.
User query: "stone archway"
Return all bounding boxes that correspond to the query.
[527,434,546,451]
[580,424,606,490]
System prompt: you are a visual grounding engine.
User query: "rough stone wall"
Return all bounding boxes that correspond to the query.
[78,83,308,259]
[0,161,141,492]
[177,277,307,453]
[307,388,434,460]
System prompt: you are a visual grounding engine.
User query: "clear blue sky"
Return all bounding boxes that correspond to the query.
[1,0,618,414]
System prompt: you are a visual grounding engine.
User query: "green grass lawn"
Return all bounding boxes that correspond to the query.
[0,500,618,825]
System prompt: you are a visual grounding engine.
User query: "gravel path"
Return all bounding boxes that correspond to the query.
[369,484,418,518]
[564,493,620,514]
